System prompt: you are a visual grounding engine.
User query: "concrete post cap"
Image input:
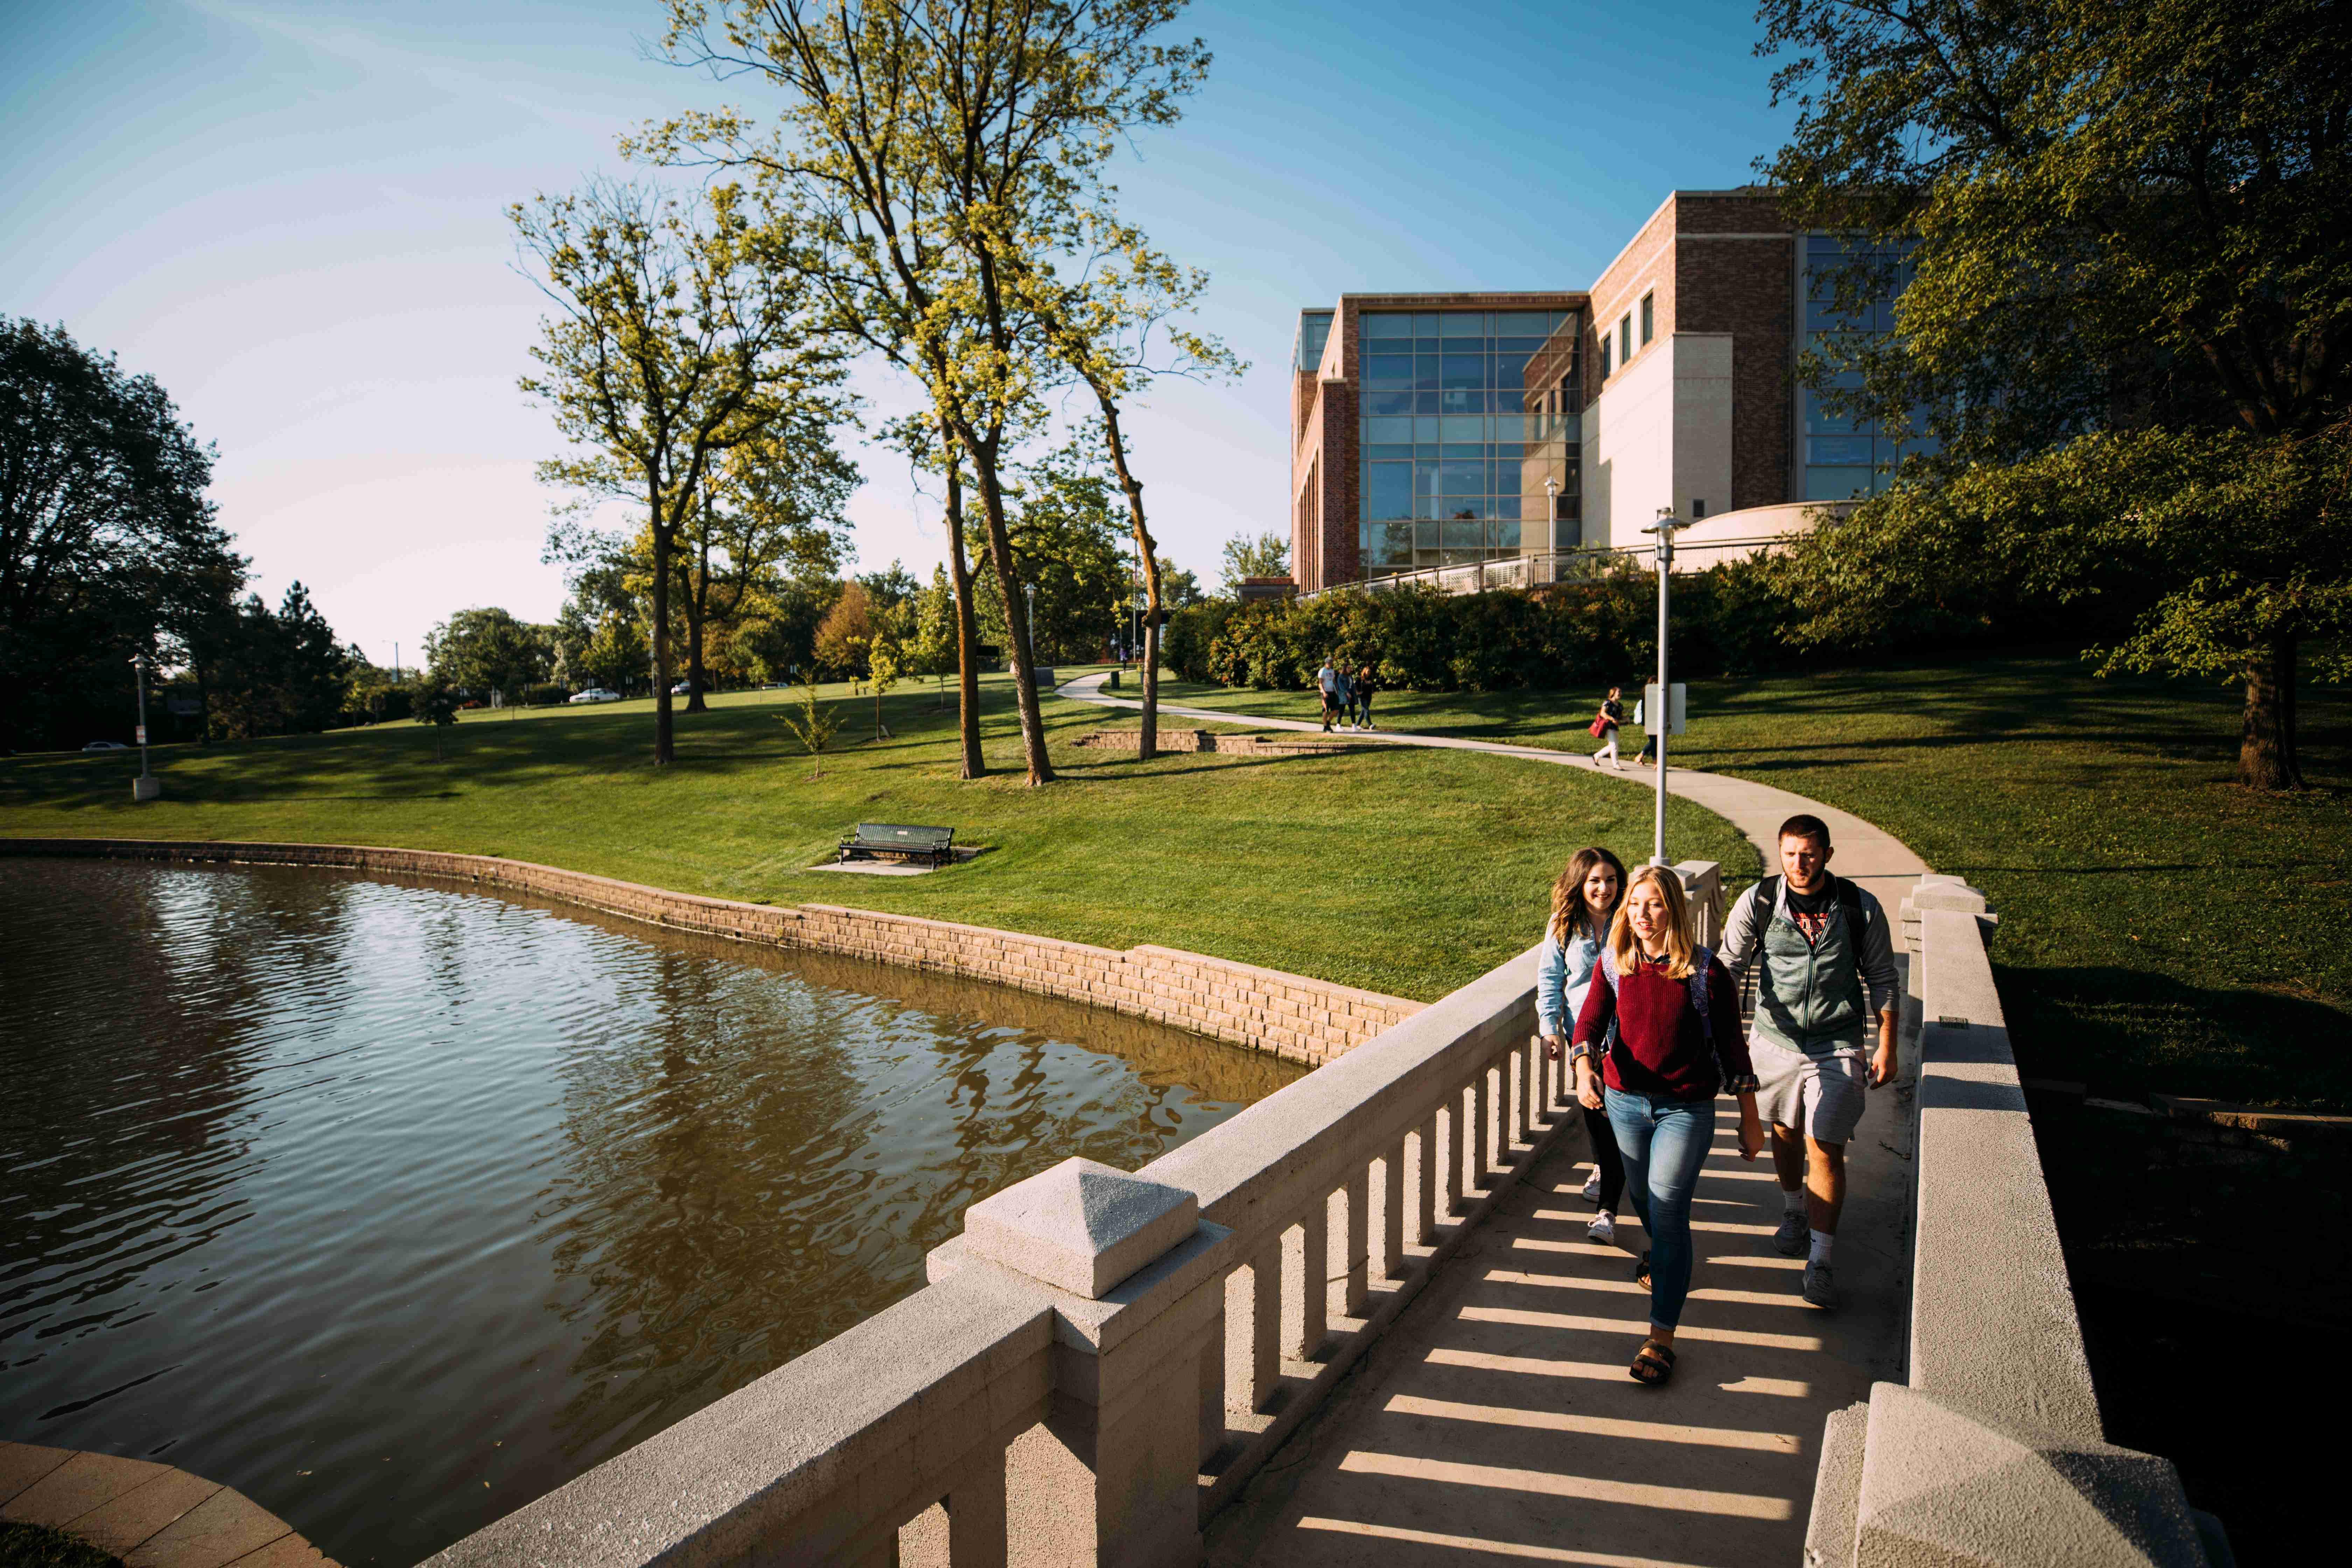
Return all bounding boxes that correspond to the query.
[1855,1383,2212,1568]
[962,1157,1200,1300]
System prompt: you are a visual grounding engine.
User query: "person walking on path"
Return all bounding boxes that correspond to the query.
[1538,847,1629,1244]
[1591,685,1625,769]
[1316,656,1340,731]
[1572,866,1763,1387]
[1352,662,1379,731]
[1332,661,1354,733]
[1717,813,1901,1312]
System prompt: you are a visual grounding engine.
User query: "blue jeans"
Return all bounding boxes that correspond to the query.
[1604,1086,1717,1331]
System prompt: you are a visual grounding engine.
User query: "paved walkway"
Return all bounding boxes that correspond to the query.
[0,1440,336,1565]
[1059,674,1927,1567]
[1055,674,1926,909]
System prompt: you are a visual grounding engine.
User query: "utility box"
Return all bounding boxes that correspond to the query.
[1636,683,1687,735]
[132,776,161,802]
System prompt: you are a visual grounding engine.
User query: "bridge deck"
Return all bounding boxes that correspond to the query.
[1211,1015,1914,1567]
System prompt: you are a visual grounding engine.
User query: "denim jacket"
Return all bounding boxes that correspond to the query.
[1535,925,1604,1039]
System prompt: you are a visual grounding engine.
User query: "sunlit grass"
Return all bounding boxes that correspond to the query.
[0,666,1751,1002]
[1162,655,2352,1106]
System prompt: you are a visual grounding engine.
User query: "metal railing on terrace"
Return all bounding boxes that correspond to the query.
[1300,535,1791,601]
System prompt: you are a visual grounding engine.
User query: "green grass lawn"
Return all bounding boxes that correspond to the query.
[0,668,1751,1003]
[1162,657,2352,1108]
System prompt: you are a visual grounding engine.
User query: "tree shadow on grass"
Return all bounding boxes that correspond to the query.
[2001,962,2352,1110]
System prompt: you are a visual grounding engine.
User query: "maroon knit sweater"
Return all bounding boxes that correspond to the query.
[1572,951,1751,1101]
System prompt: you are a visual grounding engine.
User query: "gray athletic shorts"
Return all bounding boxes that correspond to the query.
[1752,1040,1866,1144]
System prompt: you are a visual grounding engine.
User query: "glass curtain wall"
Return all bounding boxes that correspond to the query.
[1800,237,1939,500]
[1356,309,1578,572]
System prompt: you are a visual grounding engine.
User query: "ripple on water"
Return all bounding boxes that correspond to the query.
[0,860,1301,1566]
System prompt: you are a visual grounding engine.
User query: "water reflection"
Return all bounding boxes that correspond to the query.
[0,861,1299,1566]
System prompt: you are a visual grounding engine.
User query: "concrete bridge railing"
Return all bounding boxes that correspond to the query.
[432,862,1728,1566]
[1803,876,2234,1568]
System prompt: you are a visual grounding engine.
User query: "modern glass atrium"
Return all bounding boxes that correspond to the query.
[1800,236,1939,500]
[1355,308,1581,572]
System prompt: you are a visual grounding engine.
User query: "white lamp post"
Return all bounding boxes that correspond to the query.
[1022,581,1037,673]
[1640,507,1682,866]
[129,651,160,802]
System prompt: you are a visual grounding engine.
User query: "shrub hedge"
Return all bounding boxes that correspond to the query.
[1166,561,1797,693]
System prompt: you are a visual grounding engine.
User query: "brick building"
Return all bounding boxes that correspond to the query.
[1287,188,1915,592]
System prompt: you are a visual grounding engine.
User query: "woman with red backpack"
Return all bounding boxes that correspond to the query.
[1589,685,1625,769]
[1571,865,1764,1386]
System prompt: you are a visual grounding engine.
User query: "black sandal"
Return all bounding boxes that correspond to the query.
[1633,1250,1652,1289]
[1630,1338,1676,1386]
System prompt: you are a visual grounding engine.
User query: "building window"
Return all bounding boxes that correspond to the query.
[1690,498,1706,519]
[1619,314,1632,363]
[1799,235,1933,499]
[1640,293,1653,345]
[1601,335,1611,378]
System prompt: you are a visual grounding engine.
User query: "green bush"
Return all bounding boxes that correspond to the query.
[523,683,569,708]
[1162,600,1236,683]
[1191,560,1801,695]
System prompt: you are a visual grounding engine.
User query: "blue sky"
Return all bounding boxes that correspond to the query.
[0,0,1799,663]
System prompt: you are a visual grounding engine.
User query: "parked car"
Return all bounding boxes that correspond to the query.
[567,687,622,705]
[671,680,694,696]
[81,740,128,751]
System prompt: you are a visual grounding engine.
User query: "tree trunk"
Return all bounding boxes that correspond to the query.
[685,526,710,715]
[2238,631,2303,789]
[963,436,1053,785]
[942,439,986,779]
[650,478,674,767]
[1094,398,1160,761]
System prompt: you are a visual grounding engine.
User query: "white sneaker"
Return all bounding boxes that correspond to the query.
[1581,1168,1602,1204]
[1587,1212,1616,1245]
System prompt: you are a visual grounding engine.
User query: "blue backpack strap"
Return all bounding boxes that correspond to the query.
[1595,945,1622,1063]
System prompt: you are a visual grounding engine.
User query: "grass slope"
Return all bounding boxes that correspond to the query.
[0,670,1751,1003]
[1160,658,2352,1108]
[1674,661,2352,1110]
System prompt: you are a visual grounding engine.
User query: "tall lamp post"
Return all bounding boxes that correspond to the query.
[1640,507,1682,866]
[129,651,160,803]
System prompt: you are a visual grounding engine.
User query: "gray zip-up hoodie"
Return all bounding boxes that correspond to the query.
[1717,876,1900,1055]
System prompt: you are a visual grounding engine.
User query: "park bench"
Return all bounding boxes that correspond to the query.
[836,822,956,869]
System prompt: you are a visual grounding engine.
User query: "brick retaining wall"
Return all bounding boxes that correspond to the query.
[0,838,1421,1068]
[1071,728,1360,757]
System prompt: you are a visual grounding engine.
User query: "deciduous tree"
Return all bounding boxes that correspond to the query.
[1758,0,2352,786]
[644,0,1210,786]
[1219,531,1289,596]
[514,176,835,765]
[0,318,242,753]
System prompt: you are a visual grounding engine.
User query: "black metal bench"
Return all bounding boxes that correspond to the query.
[837,822,956,868]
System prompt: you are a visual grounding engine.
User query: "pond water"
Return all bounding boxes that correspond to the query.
[0,860,1300,1565]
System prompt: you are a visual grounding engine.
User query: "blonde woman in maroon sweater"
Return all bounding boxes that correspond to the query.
[1572,866,1764,1386]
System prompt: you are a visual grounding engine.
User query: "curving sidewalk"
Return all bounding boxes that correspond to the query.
[1056,673,1929,904]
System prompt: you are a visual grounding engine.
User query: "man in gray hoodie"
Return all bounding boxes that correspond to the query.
[1717,813,1900,1311]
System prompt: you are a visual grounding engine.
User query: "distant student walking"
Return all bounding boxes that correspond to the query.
[1317,656,1340,731]
[1538,847,1629,1244]
[1352,662,1379,731]
[1591,685,1625,770]
[1572,865,1762,1386]
[1717,813,1901,1312]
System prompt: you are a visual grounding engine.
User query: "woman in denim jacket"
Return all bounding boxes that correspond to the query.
[1538,846,1628,1242]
